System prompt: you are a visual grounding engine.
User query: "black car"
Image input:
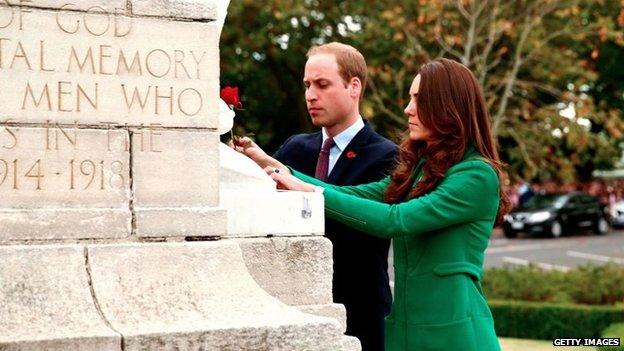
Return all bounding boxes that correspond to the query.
[502,192,610,238]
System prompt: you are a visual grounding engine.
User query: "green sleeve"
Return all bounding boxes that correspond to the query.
[292,169,390,201]
[320,161,500,238]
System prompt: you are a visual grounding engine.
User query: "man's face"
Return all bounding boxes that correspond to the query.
[303,53,357,129]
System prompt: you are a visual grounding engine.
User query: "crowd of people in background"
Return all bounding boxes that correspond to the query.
[510,179,624,209]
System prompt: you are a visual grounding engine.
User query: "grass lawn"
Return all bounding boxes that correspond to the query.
[499,338,597,351]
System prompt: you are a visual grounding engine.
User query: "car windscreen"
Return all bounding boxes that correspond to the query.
[520,194,567,210]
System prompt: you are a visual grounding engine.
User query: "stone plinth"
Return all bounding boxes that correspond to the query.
[0,242,357,350]
[0,0,357,349]
[88,241,353,350]
[0,245,120,350]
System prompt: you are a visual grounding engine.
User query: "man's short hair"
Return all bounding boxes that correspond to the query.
[306,42,367,99]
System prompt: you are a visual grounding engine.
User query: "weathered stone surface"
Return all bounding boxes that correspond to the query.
[0,245,120,350]
[0,208,131,241]
[221,190,324,236]
[219,144,325,237]
[0,127,131,240]
[3,0,127,13]
[0,127,130,207]
[237,237,333,306]
[131,0,217,21]
[87,241,353,350]
[135,207,226,237]
[296,304,348,333]
[0,6,219,128]
[219,143,275,191]
[132,129,219,208]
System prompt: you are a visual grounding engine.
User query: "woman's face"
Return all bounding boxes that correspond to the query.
[404,74,432,142]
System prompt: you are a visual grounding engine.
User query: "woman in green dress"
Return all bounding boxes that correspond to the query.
[234,58,511,351]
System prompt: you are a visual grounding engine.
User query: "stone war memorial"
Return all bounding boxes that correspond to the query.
[0,0,360,349]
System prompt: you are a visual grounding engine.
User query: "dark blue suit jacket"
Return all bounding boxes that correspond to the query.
[274,122,398,351]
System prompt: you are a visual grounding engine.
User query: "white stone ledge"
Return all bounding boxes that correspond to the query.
[0,208,131,241]
[296,303,348,333]
[134,207,227,237]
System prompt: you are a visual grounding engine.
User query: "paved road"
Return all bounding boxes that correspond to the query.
[484,229,624,271]
[388,229,624,283]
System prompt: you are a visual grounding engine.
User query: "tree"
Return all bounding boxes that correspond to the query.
[220,0,624,182]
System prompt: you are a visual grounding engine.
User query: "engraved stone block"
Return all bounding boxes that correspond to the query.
[132,129,219,207]
[131,0,217,21]
[0,6,219,128]
[0,126,131,240]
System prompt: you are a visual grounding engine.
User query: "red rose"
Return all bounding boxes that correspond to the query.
[345,150,357,159]
[220,86,242,108]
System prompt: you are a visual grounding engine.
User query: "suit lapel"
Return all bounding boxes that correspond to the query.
[300,132,323,177]
[327,123,373,184]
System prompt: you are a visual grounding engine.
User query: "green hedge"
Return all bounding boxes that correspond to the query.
[598,323,624,351]
[489,300,624,340]
[483,263,624,305]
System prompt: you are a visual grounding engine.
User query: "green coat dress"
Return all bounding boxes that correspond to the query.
[293,148,501,351]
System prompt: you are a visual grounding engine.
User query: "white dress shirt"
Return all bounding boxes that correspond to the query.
[321,117,365,176]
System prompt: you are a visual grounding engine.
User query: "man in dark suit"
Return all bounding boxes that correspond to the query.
[272,42,397,351]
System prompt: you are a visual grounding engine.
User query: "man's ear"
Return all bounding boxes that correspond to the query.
[349,77,362,99]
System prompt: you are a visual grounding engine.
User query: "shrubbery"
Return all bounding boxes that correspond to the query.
[598,323,624,351]
[483,263,624,305]
[483,264,624,340]
[489,300,624,340]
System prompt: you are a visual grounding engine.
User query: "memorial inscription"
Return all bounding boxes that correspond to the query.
[0,2,223,240]
[0,2,219,128]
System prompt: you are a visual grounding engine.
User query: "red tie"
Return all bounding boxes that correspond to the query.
[315,137,335,181]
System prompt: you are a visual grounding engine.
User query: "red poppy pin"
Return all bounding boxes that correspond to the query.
[345,150,357,159]
[220,86,243,109]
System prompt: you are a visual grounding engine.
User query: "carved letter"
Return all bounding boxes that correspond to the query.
[21,82,51,110]
[145,49,171,78]
[190,50,205,79]
[10,41,32,70]
[56,4,80,34]
[116,49,142,75]
[67,46,95,73]
[121,84,151,110]
[77,82,98,111]
[178,88,203,116]
[155,86,173,115]
[99,44,113,75]
[174,50,191,79]
[84,6,109,36]
[0,37,10,68]
[39,40,54,72]
[1,119,17,149]
[57,81,73,112]
[0,1,15,29]
[114,7,131,37]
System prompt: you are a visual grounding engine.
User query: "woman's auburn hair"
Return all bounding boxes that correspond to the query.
[383,58,511,225]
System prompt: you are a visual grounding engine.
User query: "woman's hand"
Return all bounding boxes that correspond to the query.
[230,136,285,170]
[264,167,315,192]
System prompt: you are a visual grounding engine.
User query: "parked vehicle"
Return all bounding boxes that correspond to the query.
[503,192,609,238]
[612,200,624,228]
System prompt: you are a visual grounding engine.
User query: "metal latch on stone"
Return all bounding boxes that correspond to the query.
[301,196,312,219]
